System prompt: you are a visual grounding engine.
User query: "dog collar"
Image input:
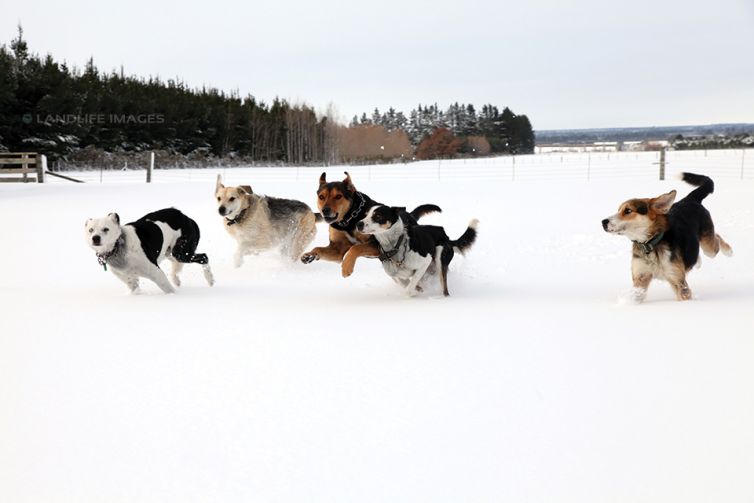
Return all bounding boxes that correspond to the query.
[378,234,405,263]
[333,192,367,230]
[96,234,124,271]
[634,232,665,254]
[225,208,247,226]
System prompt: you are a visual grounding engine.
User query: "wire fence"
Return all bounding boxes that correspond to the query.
[45,148,753,184]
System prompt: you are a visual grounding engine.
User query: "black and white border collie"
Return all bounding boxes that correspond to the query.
[85,208,214,294]
[356,205,478,296]
[602,172,732,303]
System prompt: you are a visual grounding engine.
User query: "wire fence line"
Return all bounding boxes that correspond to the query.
[46,148,753,184]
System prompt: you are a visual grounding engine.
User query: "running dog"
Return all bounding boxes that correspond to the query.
[85,208,214,294]
[356,205,478,296]
[215,174,319,266]
[300,171,441,277]
[601,172,732,303]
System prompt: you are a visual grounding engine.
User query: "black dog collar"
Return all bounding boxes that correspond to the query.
[634,232,665,254]
[96,234,124,271]
[333,192,367,230]
[378,234,405,263]
[225,208,247,226]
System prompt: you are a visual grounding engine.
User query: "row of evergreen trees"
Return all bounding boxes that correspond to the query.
[352,103,534,154]
[0,27,535,164]
[0,28,332,163]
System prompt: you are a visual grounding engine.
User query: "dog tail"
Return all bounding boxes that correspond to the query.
[679,172,714,203]
[451,219,479,255]
[314,213,324,223]
[410,204,442,220]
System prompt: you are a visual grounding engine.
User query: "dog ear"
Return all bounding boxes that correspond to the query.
[319,172,327,186]
[392,206,406,213]
[650,190,676,214]
[108,212,120,224]
[238,185,253,194]
[343,171,355,192]
[216,174,224,192]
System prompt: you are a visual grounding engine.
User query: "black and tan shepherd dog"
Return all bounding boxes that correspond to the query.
[602,172,732,303]
[300,171,440,277]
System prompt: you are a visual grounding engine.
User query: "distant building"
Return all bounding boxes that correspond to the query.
[535,140,669,154]
[535,142,618,153]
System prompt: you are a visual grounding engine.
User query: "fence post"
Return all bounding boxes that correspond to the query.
[146,151,154,183]
[741,149,746,180]
[587,153,591,181]
[659,148,666,180]
[511,155,516,181]
[38,154,46,183]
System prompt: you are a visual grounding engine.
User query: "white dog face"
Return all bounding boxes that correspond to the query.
[215,174,249,220]
[85,213,121,252]
[356,206,401,235]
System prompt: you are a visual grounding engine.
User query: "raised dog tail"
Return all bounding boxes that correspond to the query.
[451,219,479,254]
[679,172,714,203]
[410,204,442,220]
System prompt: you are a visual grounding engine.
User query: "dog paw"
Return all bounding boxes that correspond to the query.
[341,261,354,278]
[203,268,215,287]
[620,287,646,305]
[300,253,319,264]
[171,276,181,287]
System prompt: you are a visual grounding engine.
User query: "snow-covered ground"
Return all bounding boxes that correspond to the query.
[2,159,754,502]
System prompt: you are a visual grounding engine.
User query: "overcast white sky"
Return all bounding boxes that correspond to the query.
[1,0,753,130]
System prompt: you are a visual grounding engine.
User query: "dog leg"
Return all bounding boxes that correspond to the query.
[201,264,215,286]
[289,214,317,261]
[700,232,721,258]
[718,234,733,257]
[170,260,183,287]
[342,242,380,278]
[142,264,176,294]
[302,227,352,264]
[670,279,693,301]
[665,261,692,301]
[301,244,347,264]
[234,247,244,268]
[630,258,653,304]
[113,269,140,293]
[405,257,432,297]
[438,245,453,297]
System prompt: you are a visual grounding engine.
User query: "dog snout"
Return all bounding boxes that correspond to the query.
[218,206,226,216]
[321,207,333,218]
[356,221,364,231]
[601,218,610,231]
[92,235,101,245]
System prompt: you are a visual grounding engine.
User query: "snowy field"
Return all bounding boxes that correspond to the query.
[2,156,754,502]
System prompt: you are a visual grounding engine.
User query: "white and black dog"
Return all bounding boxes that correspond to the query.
[356,205,478,296]
[85,208,214,293]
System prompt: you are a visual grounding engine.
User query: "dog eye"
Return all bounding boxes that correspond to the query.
[623,208,632,215]
[88,228,94,233]
[103,228,109,233]
[229,197,235,202]
[335,195,342,200]
[318,195,325,200]
[217,197,220,202]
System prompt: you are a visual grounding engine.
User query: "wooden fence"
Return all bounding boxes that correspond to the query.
[0,153,45,183]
